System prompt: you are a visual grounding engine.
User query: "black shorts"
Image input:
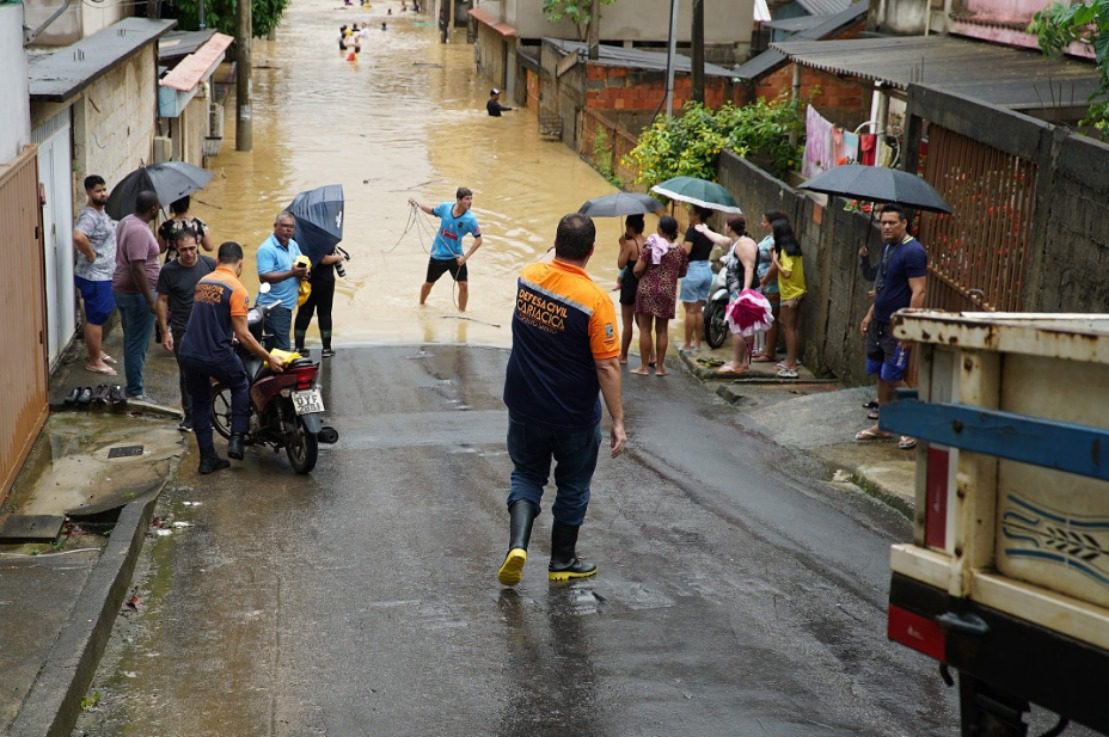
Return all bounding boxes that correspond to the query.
[425,257,468,284]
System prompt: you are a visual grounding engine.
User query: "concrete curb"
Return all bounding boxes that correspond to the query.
[8,486,164,737]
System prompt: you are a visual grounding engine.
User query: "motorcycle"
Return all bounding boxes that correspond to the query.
[703,259,730,350]
[209,296,339,474]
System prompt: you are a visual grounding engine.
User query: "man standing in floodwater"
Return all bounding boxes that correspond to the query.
[486,88,513,117]
[497,213,625,587]
[410,187,483,312]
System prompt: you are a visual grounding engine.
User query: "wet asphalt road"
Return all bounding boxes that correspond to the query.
[75,344,961,737]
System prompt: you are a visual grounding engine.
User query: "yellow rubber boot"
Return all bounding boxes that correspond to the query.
[497,500,537,587]
[498,548,527,586]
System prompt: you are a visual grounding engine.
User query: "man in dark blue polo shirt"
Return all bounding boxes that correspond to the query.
[856,204,927,447]
[498,213,625,587]
[179,242,284,474]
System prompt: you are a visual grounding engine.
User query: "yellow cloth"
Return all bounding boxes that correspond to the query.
[269,348,302,366]
[294,255,312,306]
[777,251,806,301]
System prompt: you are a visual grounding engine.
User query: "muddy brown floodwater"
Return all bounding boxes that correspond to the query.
[196,0,646,349]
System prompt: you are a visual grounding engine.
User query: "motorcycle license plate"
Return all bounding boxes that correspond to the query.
[291,389,325,415]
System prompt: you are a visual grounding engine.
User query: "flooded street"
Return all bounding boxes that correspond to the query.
[198,0,623,348]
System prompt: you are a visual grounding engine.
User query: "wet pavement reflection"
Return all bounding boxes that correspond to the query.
[197,0,629,349]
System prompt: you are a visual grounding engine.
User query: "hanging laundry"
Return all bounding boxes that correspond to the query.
[802,105,834,180]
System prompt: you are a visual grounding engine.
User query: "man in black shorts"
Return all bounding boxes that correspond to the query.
[410,187,483,311]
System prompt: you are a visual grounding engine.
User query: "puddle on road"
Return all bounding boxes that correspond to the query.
[5,413,184,519]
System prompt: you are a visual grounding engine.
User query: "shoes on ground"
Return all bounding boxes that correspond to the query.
[227,433,245,460]
[76,386,93,406]
[91,384,110,405]
[108,385,126,405]
[177,417,193,433]
[64,387,81,405]
[776,367,799,379]
[321,348,334,358]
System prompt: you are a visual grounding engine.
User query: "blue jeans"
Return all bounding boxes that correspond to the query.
[181,353,250,456]
[263,305,293,350]
[506,414,601,527]
[113,291,155,397]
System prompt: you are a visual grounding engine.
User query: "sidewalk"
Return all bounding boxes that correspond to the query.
[0,324,186,737]
[676,344,917,517]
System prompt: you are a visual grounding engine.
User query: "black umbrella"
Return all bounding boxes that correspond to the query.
[798,164,952,214]
[286,184,344,265]
[106,161,214,220]
[578,192,664,217]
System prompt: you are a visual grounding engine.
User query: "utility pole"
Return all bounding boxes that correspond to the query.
[665,0,679,116]
[236,0,253,151]
[691,0,705,104]
[587,0,600,60]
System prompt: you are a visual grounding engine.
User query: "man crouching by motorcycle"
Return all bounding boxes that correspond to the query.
[180,241,285,474]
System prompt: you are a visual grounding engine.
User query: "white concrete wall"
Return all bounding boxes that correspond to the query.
[878,0,928,34]
[71,49,158,207]
[506,0,753,46]
[20,0,126,46]
[0,5,31,163]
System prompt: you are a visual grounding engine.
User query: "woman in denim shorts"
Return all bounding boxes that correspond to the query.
[679,206,715,351]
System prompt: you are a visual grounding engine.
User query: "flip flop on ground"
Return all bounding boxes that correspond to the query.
[898,436,918,450]
[85,363,117,376]
[855,427,894,442]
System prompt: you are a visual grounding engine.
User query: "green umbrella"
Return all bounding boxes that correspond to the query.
[650,176,742,214]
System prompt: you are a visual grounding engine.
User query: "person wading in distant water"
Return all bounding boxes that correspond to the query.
[410,187,483,312]
[486,88,513,117]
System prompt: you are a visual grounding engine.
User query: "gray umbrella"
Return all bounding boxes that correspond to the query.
[578,192,664,217]
[106,161,214,220]
[798,164,952,213]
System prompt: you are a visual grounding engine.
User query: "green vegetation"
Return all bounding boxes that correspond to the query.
[80,691,101,712]
[542,0,617,42]
[1030,0,1109,135]
[591,128,621,187]
[625,97,805,185]
[170,0,290,38]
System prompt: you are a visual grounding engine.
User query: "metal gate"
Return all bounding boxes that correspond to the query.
[917,126,1038,312]
[0,145,48,502]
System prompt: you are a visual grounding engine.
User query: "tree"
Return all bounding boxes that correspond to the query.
[542,0,616,43]
[170,0,289,38]
[1030,0,1109,134]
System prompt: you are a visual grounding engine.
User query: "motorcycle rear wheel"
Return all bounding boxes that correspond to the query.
[286,417,319,474]
[704,299,729,349]
[210,385,233,439]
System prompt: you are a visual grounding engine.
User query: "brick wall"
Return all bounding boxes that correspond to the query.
[747,65,870,127]
[72,48,157,211]
[583,63,731,113]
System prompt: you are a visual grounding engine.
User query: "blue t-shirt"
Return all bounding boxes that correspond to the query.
[430,202,481,260]
[256,234,303,309]
[873,237,927,323]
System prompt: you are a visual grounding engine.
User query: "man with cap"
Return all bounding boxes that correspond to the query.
[486,88,513,117]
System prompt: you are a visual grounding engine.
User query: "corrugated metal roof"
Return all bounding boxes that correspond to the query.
[733,1,867,81]
[795,0,852,15]
[158,29,217,61]
[546,38,735,78]
[29,18,176,101]
[765,15,828,33]
[770,35,1102,109]
[159,32,233,92]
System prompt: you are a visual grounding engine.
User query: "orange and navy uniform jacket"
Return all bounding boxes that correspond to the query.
[503,260,619,430]
[179,264,250,363]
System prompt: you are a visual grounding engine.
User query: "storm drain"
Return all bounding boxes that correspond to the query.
[107,445,144,459]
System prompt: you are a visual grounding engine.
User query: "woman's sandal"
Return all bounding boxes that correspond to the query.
[855,428,894,442]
